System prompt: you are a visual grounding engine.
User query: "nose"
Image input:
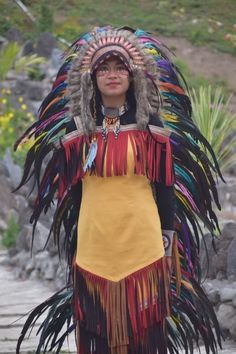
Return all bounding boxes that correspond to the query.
[107,69,118,78]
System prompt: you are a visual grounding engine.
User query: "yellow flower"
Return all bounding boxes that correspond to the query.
[6,89,11,95]
[8,112,14,119]
[21,104,27,110]
[18,97,24,103]
[1,98,7,104]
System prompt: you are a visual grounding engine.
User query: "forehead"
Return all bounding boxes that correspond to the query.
[98,57,124,66]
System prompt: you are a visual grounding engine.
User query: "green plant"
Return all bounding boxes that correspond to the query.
[15,54,46,77]
[0,42,20,80]
[0,42,46,80]
[2,215,20,249]
[190,85,236,173]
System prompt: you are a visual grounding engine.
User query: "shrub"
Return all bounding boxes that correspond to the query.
[190,86,236,173]
[2,215,20,249]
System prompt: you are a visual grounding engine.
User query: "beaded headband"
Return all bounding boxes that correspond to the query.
[80,35,145,73]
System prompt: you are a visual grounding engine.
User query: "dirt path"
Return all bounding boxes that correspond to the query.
[159,36,236,111]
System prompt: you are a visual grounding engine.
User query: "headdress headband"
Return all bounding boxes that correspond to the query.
[81,35,145,73]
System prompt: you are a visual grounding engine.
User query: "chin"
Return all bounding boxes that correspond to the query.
[106,89,125,96]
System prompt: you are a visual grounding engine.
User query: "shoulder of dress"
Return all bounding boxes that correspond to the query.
[53,116,85,149]
[148,124,171,138]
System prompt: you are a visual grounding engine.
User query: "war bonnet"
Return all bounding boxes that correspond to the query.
[67,26,162,135]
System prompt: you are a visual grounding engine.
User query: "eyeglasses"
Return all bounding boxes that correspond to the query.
[96,64,129,77]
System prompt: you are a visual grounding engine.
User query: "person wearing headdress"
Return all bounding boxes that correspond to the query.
[15,26,223,354]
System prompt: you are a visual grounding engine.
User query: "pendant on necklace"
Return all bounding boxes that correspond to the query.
[102,116,120,140]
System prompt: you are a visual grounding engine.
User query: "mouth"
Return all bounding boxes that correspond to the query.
[107,82,120,86]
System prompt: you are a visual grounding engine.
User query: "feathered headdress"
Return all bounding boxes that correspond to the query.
[67,26,162,134]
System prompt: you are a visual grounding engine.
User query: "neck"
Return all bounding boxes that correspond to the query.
[101,95,126,108]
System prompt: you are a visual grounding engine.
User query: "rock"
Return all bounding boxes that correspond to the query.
[25,258,35,274]
[36,32,57,58]
[44,261,56,280]
[220,287,236,302]
[54,262,67,289]
[229,192,236,206]
[26,80,45,101]
[232,295,236,307]
[22,40,35,56]
[15,195,28,211]
[34,251,60,281]
[29,268,40,280]
[5,27,23,43]
[227,236,236,279]
[15,225,32,252]
[30,100,42,114]
[10,250,31,275]
[3,149,22,189]
[0,160,7,175]
[16,184,29,198]
[25,222,49,253]
[0,219,7,232]
[18,206,32,229]
[216,270,226,280]
[50,48,63,68]
[217,176,236,219]
[200,223,236,279]
[13,76,29,95]
[0,174,16,220]
[217,304,236,336]
[208,288,220,305]
[35,251,49,270]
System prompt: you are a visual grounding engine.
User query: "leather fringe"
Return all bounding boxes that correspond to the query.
[59,129,174,198]
[73,258,170,354]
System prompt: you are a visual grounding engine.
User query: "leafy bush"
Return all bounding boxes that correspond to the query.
[0,42,20,81]
[2,215,20,249]
[190,86,236,173]
[0,42,46,81]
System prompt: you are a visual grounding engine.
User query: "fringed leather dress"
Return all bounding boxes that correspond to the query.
[65,110,175,354]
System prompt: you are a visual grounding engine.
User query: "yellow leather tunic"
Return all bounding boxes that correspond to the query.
[75,135,164,281]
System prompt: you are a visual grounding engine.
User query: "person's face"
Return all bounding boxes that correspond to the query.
[95,58,130,100]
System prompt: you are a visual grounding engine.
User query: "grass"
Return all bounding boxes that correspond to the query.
[0,0,236,55]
